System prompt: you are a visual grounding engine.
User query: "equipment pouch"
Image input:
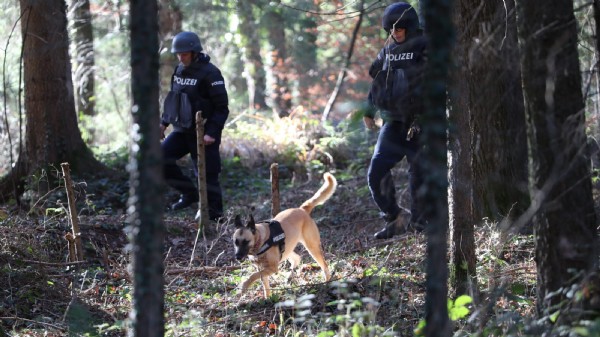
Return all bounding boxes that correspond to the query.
[162,91,194,129]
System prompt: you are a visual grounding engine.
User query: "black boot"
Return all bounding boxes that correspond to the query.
[171,193,199,211]
[374,222,397,239]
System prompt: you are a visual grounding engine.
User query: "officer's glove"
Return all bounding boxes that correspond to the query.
[407,123,421,141]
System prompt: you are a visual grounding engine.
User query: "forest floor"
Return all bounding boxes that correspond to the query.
[0,161,545,336]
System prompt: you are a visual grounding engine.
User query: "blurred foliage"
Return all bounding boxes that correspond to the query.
[0,0,404,176]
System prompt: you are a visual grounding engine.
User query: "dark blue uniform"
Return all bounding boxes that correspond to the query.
[161,53,229,219]
[366,34,426,225]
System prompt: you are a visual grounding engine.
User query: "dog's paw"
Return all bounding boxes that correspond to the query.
[287,270,297,283]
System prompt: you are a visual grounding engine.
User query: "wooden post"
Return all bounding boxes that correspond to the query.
[195,111,210,227]
[191,111,209,267]
[61,163,84,261]
[270,163,280,217]
[64,233,76,262]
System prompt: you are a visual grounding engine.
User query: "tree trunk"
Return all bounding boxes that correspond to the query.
[68,0,95,117]
[237,0,268,111]
[421,0,452,335]
[466,0,529,225]
[264,0,292,117]
[322,0,364,122]
[128,0,165,336]
[449,0,477,298]
[294,12,318,91]
[516,0,599,314]
[158,0,182,105]
[2,0,106,203]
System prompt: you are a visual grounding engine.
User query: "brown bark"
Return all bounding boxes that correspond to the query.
[237,1,268,111]
[158,0,182,104]
[449,0,477,298]
[465,0,529,224]
[62,163,84,261]
[516,0,599,314]
[322,0,364,122]
[270,163,280,217]
[2,0,107,203]
[195,112,209,227]
[264,0,292,117]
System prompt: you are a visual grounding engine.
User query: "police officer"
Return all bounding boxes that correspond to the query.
[160,31,229,220]
[364,2,427,239]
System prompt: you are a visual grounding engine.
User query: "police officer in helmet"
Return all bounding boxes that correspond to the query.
[160,31,229,221]
[364,2,427,239]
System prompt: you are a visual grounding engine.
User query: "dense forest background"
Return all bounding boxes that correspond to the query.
[0,0,386,172]
[0,0,599,336]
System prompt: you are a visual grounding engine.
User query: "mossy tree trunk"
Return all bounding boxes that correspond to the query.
[128,0,165,336]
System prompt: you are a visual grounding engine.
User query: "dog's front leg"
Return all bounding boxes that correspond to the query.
[241,271,263,294]
[259,266,278,298]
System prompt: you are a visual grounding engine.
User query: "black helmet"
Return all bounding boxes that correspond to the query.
[382,2,420,34]
[171,31,203,53]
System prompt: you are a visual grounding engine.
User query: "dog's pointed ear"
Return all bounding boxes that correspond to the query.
[247,214,256,233]
[234,215,244,229]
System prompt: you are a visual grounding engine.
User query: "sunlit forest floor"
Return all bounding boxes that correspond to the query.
[0,159,563,336]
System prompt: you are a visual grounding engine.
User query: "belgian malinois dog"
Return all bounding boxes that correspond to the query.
[232,172,337,298]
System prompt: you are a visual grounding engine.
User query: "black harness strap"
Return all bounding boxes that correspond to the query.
[256,220,286,258]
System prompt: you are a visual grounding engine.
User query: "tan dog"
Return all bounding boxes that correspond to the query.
[232,172,337,298]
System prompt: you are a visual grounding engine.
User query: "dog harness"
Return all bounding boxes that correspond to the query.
[256,220,286,258]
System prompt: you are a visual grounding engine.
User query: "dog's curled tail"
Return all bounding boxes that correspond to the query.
[300,172,337,214]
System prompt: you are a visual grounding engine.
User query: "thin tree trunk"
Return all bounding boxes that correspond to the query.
[128,0,165,335]
[264,0,292,117]
[237,1,267,111]
[449,0,477,298]
[158,0,182,106]
[421,0,453,334]
[68,0,95,117]
[322,0,364,122]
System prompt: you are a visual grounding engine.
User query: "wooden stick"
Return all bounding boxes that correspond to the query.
[270,163,280,217]
[191,111,209,267]
[61,163,84,261]
[64,232,76,262]
[195,111,210,227]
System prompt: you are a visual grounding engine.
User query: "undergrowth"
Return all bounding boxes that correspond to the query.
[0,111,599,336]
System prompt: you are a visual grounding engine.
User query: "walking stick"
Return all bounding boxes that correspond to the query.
[194,111,210,227]
[190,111,209,267]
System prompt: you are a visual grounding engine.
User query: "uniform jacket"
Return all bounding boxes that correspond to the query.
[367,33,427,123]
[162,53,229,139]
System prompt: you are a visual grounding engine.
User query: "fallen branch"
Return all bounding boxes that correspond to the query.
[0,316,65,331]
[165,265,240,276]
[20,259,89,267]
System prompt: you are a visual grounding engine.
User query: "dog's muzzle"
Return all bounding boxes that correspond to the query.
[235,247,249,261]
